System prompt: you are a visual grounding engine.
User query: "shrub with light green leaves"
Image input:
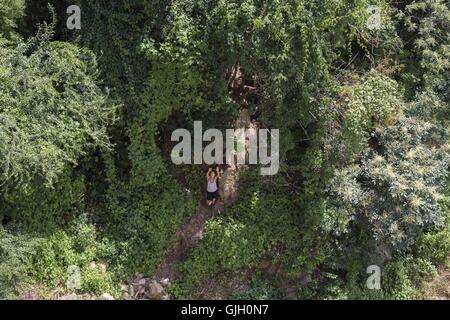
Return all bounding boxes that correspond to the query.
[28,214,118,296]
[0,37,115,189]
[0,227,38,299]
[345,72,402,138]
[0,0,24,37]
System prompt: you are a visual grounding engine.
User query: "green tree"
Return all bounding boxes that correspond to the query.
[0,36,114,189]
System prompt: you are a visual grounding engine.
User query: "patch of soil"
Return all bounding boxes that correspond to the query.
[422,267,450,300]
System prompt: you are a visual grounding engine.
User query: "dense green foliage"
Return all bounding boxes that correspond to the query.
[0,0,448,300]
[0,39,113,188]
[0,0,25,37]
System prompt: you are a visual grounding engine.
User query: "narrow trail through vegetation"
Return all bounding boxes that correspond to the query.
[152,108,251,285]
[150,66,255,289]
[152,201,223,282]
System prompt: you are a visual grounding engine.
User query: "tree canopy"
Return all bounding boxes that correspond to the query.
[0,0,448,300]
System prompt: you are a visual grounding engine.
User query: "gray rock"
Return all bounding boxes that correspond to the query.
[123,292,132,300]
[134,272,144,280]
[58,293,81,300]
[99,262,107,274]
[132,283,142,294]
[160,278,170,286]
[101,293,114,300]
[147,280,164,299]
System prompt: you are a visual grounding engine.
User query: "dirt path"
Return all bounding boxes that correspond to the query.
[143,65,255,296]
[152,200,224,282]
[152,108,251,285]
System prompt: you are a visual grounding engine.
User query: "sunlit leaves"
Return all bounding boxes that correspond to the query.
[0,38,114,188]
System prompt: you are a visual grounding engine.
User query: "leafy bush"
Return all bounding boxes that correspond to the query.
[28,214,118,296]
[0,37,115,189]
[417,227,450,267]
[228,280,280,300]
[328,115,449,253]
[0,0,24,37]
[383,257,427,300]
[180,217,260,289]
[0,227,38,299]
[345,72,402,138]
